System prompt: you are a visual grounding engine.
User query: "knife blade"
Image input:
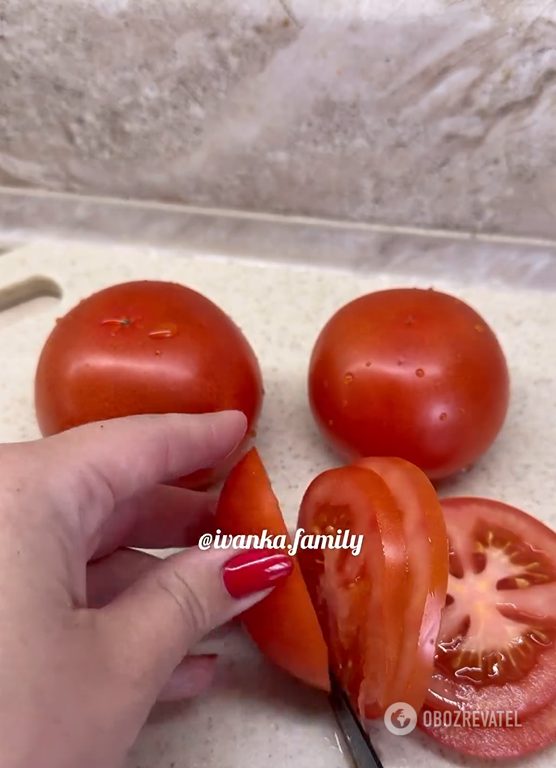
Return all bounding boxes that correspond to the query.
[328,670,385,768]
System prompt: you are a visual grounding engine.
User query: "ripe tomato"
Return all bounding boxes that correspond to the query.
[214,448,330,690]
[34,281,263,490]
[308,288,510,480]
[355,457,448,712]
[297,464,410,719]
[424,497,556,723]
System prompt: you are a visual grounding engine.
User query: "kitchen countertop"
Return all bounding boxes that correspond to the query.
[1,236,556,768]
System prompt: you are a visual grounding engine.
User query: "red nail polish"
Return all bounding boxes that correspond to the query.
[222,550,294,598]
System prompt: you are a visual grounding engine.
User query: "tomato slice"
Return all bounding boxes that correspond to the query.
[214,448,329,691]
[355,457,448,713]
[297,465,408,718]
[425,497,556,720]
[418,697,556,759]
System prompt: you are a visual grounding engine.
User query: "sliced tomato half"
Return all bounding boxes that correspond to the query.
[424,497,556,721]
[297,465,408,719]
[214,448,329,691]
[355,457,449,713]
[418,696,556,759]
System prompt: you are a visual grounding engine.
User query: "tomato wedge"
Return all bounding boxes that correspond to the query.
[297,465,408,719]
[424,497,556,722]
[214,448,329,690]
[355,457,448,713]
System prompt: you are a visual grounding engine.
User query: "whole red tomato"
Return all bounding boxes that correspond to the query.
[308,287,510,480]
[35,280,264,489]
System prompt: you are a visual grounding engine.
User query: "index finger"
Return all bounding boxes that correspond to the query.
[35,411,247,540]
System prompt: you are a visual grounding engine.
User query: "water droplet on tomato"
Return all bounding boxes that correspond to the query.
[148,322,178,339]
[344,372,354,384]
[415,368,425,377]
[155,350,161,356]
[439,412,447,421]
[475,324,485,333]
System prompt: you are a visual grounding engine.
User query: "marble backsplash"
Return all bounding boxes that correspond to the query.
[1,0,556,239]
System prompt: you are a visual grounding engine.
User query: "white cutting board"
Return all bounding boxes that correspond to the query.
[1,240,556,768]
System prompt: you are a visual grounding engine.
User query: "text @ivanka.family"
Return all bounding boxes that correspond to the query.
[198,528,363,557]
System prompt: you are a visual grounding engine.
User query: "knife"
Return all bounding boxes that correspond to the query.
[328,670,385,768]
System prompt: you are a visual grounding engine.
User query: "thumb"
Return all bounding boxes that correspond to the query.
[97,546,293,697]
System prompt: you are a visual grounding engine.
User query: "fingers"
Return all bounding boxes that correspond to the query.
[92,486,218,559]
[35,411,247,542]
[157,655,218,701]
[97,547,293,700]
[87,548,161,608]
[89,552,219,701]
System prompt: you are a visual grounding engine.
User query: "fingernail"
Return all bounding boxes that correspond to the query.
[222,550,293,598]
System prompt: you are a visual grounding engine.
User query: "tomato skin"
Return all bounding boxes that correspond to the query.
[308,288,510,480]
[34,281,264,489]
[355,457,448,713]
[215,448,330,691]
[297,464,409,717]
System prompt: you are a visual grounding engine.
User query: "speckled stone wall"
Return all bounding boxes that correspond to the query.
[1,0,556,238]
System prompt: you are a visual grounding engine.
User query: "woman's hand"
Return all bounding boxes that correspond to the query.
[0,411,292,768]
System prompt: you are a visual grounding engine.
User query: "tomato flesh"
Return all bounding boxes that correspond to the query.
[308,288,510,480]
[425,497,556,721]
[355,457,448,713]
[297,465,408,718]
[214,448,329,690]
[34,281,264,489]
[418,695,556,759]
